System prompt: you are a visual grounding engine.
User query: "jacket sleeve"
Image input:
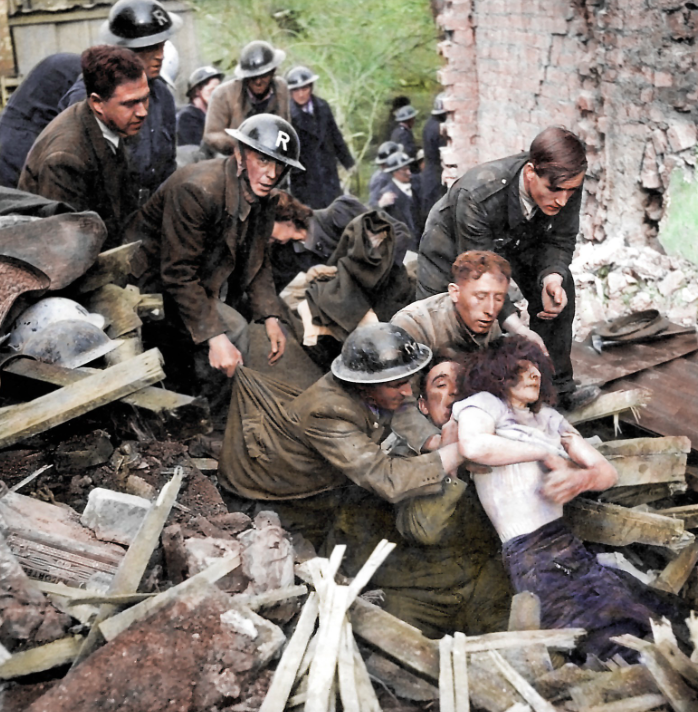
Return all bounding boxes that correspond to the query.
[303,413,446,503]
[536,186,582,283]
[159,181,226,343]
[20,151,88,212]
[203,86,236,155]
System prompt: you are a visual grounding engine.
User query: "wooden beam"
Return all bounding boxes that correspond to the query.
[659,504,698,531]
[73,241,142,294]
[0,636,84,680]
[652,540,698,595]
[487,650,556,712]
[564,498,689,549]
[567,389,651,425]
[0,349,165,449]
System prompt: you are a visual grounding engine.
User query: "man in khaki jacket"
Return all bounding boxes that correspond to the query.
[203,40,290,156]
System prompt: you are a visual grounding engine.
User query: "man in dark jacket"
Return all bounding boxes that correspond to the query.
[285,65,354,209]
[19,46,148,250]
[390,103,418,161]
[416,126,594,410]
[420,93,447,219]
[0,53,82,189]
[203,40,290,156]
[373,150,419,250]
[176,66,224,146]
[126,114,301,421]
[58,0,180,206]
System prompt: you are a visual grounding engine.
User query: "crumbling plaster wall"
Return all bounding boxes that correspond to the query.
[436,0,698,251]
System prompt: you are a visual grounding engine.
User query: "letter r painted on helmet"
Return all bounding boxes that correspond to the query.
[276,130,290,151]
[152,8,168,25]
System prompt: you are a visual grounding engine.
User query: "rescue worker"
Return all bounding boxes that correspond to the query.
[416,126,598,411]
[57,0,180,205]
[0,53,82,189]
[203,40,290,155]
[286,65,355,209]
[218,322,463,546]
[368,140,402,206]
[19,46,148,250]
[420,93,447,219]
[125,114,300,422]
[176,66,224,146]
[373,150,419,250]
[390,103,418,162]
[327,346,513,638]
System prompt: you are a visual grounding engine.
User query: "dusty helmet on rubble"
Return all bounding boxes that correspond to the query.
[393,104,418,122]
[384,151,413,173]
[285,65,319,91]
[99,0,182,49]
[226,114,304,171]
[8,297,106,352]
[432,92,447,115]
[20,321,121,369]
[331,323,432,384]
[186,65,224,98]
[374,141,403,165]
[234,40,286,80]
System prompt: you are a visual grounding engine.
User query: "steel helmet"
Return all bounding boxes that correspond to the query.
[384,151,413,173]
[160,40,180,90]
[186,65,224,98]
[394,104,418,122]
[20,320,122,369]
[432,92,447,115]
[99,0,183,49]
[331,323,431,384]
[234,40,286,80]
[285,65,319,91]
[225,114,304,171]
[8,297,106,351]
[374,141,403,165]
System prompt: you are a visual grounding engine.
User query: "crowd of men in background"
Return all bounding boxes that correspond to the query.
[1,0,664,656]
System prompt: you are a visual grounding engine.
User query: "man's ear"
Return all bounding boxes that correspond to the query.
[88,93,105,121]
[233,146,244,176]
[447,282,459,304]
[417,396,429,417]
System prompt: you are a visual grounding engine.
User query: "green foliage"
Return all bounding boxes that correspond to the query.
[659,166,698,266]
[189,0,443,199]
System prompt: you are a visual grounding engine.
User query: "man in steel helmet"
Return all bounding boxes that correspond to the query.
[125,114,300,422]
[368,140,402,206]
[176,66,224,146]
[390,103,419,162]
[218,322,463,545]
[285,65,354,210]
[57,0,181,204]
[203,40,290,156]
[420,92,448,218]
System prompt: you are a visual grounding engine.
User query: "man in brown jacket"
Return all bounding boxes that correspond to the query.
[126,114,303,420]
[19,46,148,249]
[202,40,290,156]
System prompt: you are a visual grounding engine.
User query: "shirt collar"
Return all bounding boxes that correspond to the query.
[518,168,537,221]
[94,116,120,151]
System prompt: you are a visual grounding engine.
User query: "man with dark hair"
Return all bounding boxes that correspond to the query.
[57,0,180,205]
[19,46,148,249]
[203,40,290,156]
[417,127,594,410]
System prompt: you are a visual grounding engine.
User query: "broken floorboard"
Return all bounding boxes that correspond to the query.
[3,356,211,439]
[0,349,166,449]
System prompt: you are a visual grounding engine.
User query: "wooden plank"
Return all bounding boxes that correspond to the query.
[453,632,470,712]
[503,592,552,682]
[0,349,165,449]
[439,635,455,712]
[0,636,84,679]
[351,637,382,712]
[487,650,556,712]
[337,621,360,712]
[579,694,668,712]
[259,593,319,712]
[567,389,651,425]
[73,241,142,294]
[75,468,183,665]
[652,540,698,594]
[659,504,698,530]
[564,498,689,549]
[86,284,142,338]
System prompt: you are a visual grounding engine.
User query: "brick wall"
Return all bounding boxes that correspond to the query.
[436,0,698,248]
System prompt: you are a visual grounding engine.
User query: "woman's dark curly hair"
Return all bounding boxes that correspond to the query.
[458,335,557,412]
[271,190,313,229]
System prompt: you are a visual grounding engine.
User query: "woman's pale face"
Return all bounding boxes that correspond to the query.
[508,360,541,409]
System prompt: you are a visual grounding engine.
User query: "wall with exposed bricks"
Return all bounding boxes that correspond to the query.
[436,0,698,249]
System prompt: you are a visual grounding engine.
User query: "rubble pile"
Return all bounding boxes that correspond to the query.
[571,237,698,341]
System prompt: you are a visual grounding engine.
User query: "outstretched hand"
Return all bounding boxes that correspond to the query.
[538,273,568,320]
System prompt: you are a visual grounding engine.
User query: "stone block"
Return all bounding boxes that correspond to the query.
[81,488,152,546]
[667,122,697,152]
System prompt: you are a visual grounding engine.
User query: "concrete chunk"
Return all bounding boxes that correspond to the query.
[81,488,151,545]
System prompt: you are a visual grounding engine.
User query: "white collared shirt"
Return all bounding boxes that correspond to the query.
[95,116,120,154]
[518,168,537,221]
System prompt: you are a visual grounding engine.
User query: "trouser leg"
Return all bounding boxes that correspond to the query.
[509,257,575,397]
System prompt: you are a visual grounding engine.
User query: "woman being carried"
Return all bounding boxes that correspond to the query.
[452,335,682,662]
